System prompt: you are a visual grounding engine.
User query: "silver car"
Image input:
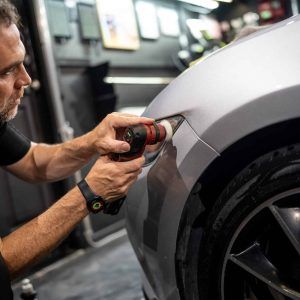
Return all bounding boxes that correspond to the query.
[125,15,300,300]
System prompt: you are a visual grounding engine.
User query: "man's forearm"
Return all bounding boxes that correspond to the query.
[6,113,154,182]
[0,187,88,278]
[32,132,96,182]
[7,132,97,182]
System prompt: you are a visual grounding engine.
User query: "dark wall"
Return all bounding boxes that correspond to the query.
[215,0,295,21]
[46,0,182,68]
[215,1,257,21]
[45,0,183,140]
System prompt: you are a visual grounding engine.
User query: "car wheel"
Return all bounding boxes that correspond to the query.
[197,144,300,300]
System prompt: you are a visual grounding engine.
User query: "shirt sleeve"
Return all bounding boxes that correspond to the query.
[0,123,31,166]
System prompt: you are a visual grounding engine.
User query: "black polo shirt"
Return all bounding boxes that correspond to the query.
[0,122,31,300]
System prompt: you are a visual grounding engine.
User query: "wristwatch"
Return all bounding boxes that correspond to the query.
[77,179,105,213]
[77,179,127,215]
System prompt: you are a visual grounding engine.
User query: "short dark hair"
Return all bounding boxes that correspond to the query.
[0,0,20,27]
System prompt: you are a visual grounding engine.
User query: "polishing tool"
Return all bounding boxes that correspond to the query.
[110,120,173,162]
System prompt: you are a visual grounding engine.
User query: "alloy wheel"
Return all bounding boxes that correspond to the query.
[221,188,300,300]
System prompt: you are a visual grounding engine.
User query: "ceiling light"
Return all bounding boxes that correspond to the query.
[216,0,233,3]
[178,0,219,10]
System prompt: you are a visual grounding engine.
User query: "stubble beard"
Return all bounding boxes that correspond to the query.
[0,98,19,123]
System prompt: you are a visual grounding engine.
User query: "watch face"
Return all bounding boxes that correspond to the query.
[90,199,104,213]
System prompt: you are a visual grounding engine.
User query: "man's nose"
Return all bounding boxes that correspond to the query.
[15,65,32,89]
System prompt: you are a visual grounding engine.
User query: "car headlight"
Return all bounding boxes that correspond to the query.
[143,115,184,166]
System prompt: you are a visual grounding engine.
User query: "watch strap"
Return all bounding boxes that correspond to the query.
[77,179,105,213]
[77,178,127,215]
[103,196,126,215]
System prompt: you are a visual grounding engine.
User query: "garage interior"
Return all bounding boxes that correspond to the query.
[0,0,298,299]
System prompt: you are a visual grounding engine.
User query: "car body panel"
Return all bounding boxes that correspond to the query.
[144,15,300,153]
[126,121,219,299]
[126,15,300,300]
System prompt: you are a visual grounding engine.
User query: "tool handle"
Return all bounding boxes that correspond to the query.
[110,122,165,162]
[103,197,126,215]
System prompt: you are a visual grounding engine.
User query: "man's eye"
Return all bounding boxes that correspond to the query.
[5,68,16,75]
[1,67,17,76]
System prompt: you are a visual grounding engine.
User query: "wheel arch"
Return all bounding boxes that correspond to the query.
[199,117,300,215]
[176,116,300,299]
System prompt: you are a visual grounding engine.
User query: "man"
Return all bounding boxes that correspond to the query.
[0,1,153,298]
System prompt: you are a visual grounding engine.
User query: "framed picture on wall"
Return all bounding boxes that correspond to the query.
[157,7,180,37]
[96,0,140,50]
[135,1,160,40]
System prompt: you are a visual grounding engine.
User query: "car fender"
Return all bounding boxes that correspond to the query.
[144,15,300,153]
[126,120,219,300]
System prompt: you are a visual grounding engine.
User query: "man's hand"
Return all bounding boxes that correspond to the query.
[85,155,145,201]
[88,112,154,155]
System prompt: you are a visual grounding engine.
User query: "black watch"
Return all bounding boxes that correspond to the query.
[77,179,127,215]
[77,179,105,213]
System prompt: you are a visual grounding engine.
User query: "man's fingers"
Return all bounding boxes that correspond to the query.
[105,139,130,154]
[125,172,141,189]
[111,112,151,119]
[116,156,145,173]
[98,155,145,174]
[109,115,154,128]
[112,112,139,118]
[128,168,142,180]
[121,172,139,187]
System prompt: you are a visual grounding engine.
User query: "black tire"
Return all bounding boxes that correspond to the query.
[197,144,300,300]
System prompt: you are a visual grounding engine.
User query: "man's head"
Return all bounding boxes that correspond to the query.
[0,0,19,27]
[0,0,31,123]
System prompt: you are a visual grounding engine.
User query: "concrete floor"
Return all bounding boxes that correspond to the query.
[13,233,145,300]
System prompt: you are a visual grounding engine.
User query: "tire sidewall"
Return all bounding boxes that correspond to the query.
[197,145,300,299]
